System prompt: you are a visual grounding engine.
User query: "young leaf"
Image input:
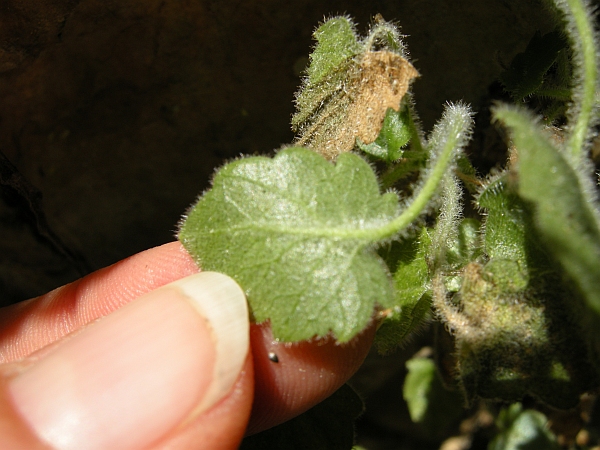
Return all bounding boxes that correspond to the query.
[179,147,399,342]
[403,357,464,435]
[444,218,482,270]
[305,17,362,84]
[477,174,528,265]
[357,105,411,162]
[500,31,567,101]
[391,231,431,316]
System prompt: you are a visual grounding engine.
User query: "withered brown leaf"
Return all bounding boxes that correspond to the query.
[294,50,418,159]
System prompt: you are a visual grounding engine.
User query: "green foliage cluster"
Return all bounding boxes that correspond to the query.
[178,0,600,447]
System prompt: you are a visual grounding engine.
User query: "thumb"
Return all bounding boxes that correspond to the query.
[0,272,251,450]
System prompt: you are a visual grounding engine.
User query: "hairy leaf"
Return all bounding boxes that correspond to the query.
[500,31,566,100]
[494,106,600,320]
[357,105,411,162]
[478,174,528,264]
[305,17,362,85]
[179,147,399,342]
[445,218,482,269]
[375,230,432,353]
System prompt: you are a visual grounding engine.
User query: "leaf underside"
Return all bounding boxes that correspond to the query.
[179,147,399,342]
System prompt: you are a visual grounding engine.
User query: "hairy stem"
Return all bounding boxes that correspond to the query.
[556,0,598,158]
[378,103,472,240]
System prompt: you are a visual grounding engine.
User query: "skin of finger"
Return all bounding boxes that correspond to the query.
[0,367,51,449]
[0,352,253,450]
[0,241,377,436]
[151,354,254,450]
[0,242,198,363]
[246,321,376,435]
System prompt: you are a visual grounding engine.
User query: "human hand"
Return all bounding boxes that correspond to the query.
[0,242,374,449]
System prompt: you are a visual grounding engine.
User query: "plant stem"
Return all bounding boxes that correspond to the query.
[407,103,425,155]
[380,156,424,190]
[430,174,461,271]
[377,116,463,240]
[558,0,598,159]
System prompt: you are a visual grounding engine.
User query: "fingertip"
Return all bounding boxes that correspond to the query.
[173,272,249,420]
[0,374,48,449]
[247,322,376,434]
[154,352,254,450]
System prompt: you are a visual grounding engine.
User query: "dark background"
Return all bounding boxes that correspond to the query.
[2,2,593,448]
[0,0,556,303]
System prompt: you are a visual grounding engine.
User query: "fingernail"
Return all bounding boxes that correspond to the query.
[8,272,249,450]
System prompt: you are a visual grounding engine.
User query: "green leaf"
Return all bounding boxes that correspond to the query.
[240,384,363,450]
[489,403,560,450]
[380,149,427,190]
[445,218,482,269]
[375,230,432,353]
[305,17,362,85]
[393,230,431,303]
[357,105,411,162]
[456,153,480,194]
[477,174,528,265]
[500,31,567,100]
[476,173,532,292]
[179,147,399,342]
[404,358,435,422]
[291,16,361,139]
[180,102,469,343]
[494,105,600,321]
[403,357,464,434]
